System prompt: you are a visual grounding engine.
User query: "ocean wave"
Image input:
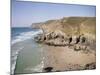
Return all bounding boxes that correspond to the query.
[11,30,43,45]
[11,47,24,75]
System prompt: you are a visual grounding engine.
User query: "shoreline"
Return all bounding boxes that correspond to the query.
[32,17,96,73]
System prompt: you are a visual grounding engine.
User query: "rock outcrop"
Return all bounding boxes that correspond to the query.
[32,17,96,49]
[32,17,96,72]
[34,31,88,48]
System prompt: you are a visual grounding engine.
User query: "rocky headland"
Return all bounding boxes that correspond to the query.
[32,17,96,72]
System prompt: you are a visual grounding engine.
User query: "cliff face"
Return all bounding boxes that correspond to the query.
[31,22,43,29]
[61,17,96,35]
[32,17,96,47]
[32,17,96,37]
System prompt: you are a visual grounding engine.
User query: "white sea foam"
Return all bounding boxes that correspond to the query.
[11,60,17,75]
[12,30,43,45]
[11,47,24,75]
[32,56,45,72]
[11,30,43,74]
[24,60,44,72]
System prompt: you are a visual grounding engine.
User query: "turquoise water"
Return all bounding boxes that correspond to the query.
[11,27,43,74]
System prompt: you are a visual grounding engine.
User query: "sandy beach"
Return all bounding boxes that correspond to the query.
[42,45,96,72]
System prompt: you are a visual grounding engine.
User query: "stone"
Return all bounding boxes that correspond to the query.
[85,62,96,69]
[74,45,81,51]
[43,67,53,72]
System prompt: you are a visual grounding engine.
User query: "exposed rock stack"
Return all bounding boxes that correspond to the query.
[34,30,88,50]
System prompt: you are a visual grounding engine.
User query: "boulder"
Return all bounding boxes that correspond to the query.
[74,45,81,51]
[85,62,96,69]
[43,67,53,72]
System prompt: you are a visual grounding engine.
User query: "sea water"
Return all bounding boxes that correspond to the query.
[11,27,44,74]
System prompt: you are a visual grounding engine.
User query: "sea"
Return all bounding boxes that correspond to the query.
[11,27,44,74]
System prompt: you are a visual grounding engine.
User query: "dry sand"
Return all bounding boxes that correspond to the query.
[42,45,96,72]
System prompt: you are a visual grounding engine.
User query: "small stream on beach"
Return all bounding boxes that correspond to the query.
[11,27,44,74]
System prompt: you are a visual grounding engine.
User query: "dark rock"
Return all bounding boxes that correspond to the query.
[81,36,86,43]
[43,67,53,72]
[74,45,81,51]
[75,35,81,44]
[43,36,46,40]
[55,70,61,72]
[69,37,72,44]
[85,62,96,69]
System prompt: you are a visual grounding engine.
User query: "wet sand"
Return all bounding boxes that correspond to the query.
[42,45,96,72]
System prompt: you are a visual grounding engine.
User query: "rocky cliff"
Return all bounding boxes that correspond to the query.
[32,17,96,35]
[32,17,96,47]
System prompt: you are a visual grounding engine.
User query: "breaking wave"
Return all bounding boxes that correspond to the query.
[11,29,43,75]
[11,30,43,45]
